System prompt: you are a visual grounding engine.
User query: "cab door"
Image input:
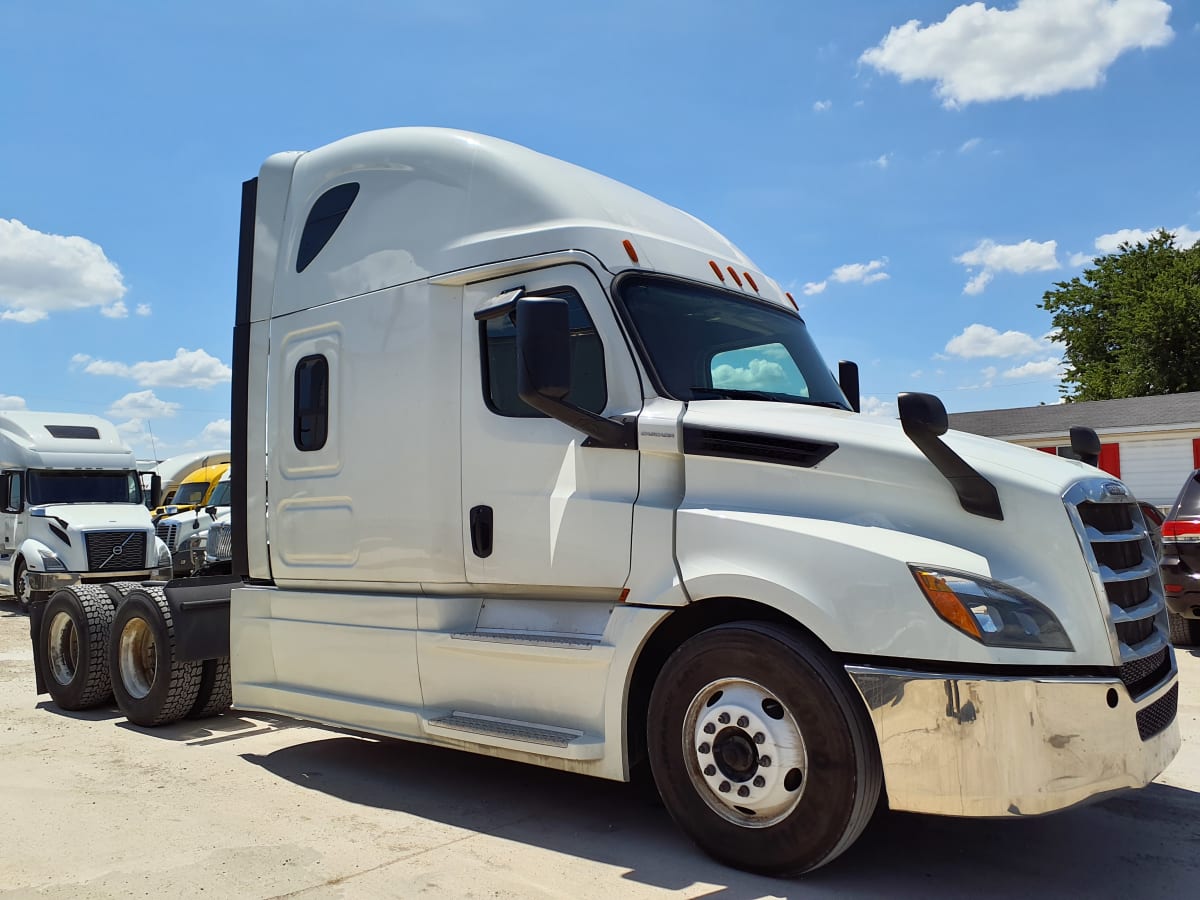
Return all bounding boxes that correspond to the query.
[460,264,642,589]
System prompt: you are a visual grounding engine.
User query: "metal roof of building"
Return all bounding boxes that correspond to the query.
[947,391,1200,438]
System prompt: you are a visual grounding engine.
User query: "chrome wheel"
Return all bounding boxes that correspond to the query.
[119,617,157,700]
[683,678,808,828]
[14,564,30,609]
[46,611,80,686]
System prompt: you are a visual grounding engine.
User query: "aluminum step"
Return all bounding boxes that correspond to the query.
[450,631,601,650]
[424,711,603,759]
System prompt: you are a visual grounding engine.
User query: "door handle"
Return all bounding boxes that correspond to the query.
[469,505,493,558]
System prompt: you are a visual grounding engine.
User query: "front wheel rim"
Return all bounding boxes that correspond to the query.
[119,617,157,699]
[682,678,809,828]
[46,611,80,685]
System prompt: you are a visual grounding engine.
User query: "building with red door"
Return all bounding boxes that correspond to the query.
[948,391,1200,508]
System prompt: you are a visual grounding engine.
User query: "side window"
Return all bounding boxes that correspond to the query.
[480,288,607,417]
[709,342,810,397]
[4,473,20,512]
[296,182,360,273]
[294,355,329,451]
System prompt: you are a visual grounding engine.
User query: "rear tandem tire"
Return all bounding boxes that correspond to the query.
[1168,611,1200,647]
[109,586,202,727]
[40,585,115,710]
[647,621,882,877]
[187,657,233,719]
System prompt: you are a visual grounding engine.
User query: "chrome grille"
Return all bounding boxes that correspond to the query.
[1065,480,1175,711]
[205,521,233,562]
[156,521,179,551]
[84,530,148,572]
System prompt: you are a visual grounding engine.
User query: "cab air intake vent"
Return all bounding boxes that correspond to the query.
[682,427,837,469]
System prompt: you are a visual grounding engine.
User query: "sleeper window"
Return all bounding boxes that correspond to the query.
[480,288,607,417]
[294,355,329,451]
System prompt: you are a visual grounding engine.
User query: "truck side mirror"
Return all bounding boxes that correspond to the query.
[838,360,860,413]
[148,474,162,510]
[1069,426,1101,467]
[514,297,635,450]
[516,297,571,402]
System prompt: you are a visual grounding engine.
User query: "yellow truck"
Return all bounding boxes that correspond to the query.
[151,462,230,522]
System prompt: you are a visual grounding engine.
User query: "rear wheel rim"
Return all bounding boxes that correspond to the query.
[46,611,80,685]
[119,617,157,699]
[682,677,809,828]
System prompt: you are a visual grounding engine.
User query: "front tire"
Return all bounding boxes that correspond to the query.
[109,587,202,726]
[647,621,881,876]
[1168,611,1200,646]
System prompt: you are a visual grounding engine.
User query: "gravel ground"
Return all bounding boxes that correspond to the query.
[2,598,1199,899]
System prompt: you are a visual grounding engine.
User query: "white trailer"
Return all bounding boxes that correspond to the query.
[31,129,1180,876]
[1,411,171,609]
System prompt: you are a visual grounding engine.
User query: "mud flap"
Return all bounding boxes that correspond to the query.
[28,597,47,695]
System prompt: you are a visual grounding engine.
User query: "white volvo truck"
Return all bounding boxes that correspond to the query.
[30,129,1180,876]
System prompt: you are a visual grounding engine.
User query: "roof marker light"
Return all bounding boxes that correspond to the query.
[743,272,759,292]
[727,267,743,287]
[785,291,799,310]
[709,260,726,281]
[622,239,639,263]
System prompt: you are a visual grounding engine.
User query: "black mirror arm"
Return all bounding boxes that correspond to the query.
[518,389,637,449]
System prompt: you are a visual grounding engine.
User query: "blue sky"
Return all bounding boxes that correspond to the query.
[2,0,1197,455]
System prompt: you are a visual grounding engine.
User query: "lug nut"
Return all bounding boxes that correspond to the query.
[738,786,750,797]
[718,712,730,724]
[704,764,716,776]
[754,732,765,744]
[753,776,766,788]
[703,723,715,735]
[719,781,731,793]
[759,755,771,767]
[698,742,710,754]
[737,715,749,728]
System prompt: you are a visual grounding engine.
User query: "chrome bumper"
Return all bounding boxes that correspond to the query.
[847,663,1181,817]
[27,568,172,592]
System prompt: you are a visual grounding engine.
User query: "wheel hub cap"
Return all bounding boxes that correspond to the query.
[684,678,809,827]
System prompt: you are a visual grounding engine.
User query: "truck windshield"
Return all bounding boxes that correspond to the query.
[615,275,850,408]
[27,470,142,505]
[172,482,209,506]
[207,480,231,507]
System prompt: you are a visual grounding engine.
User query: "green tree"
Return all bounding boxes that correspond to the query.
[1041,229,1200,400]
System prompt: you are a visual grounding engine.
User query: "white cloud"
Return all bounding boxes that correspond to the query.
[813,99,833,112]
[945,324,1051,358]
[872,154,891,169]
[1094,225,1200,253]
[1069,251,1092,267]
[76,348,232,389]
[955,238,1059,294]
[860,395,896,418]
[712,359,789,390]
[803,280,828,296]
[107,390,180,420]
[0,218,127,323]
[1003,357,1064,379]
[959,137,983,153]
[100,300,128,319]
[0,394,27,410]
[136,303,152,317]
[832,258,890,285]
[200,419,232,443]
[860,0,1174,108]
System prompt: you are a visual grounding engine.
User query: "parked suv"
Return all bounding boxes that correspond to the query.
[1160,468,1200,645]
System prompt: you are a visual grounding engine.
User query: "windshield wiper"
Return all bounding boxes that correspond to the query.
[689,386,786,402]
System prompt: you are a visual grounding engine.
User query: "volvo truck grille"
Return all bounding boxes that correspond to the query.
[1065,480,1176,729]
[157,521,179,551]
[84,531,148,572]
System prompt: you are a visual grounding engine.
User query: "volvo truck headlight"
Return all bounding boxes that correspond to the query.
[910,566,1073,651]
[38,549,67,571]
[157,542,172,568]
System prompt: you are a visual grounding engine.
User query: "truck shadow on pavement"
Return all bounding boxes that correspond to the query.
[241,734,1200,897]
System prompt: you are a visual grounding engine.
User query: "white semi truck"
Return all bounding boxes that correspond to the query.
[30,128,1180,875]
[1,411,171,610]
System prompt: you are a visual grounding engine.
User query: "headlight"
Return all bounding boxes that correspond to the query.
[157,543,172,567]
[910,566,1073,651]
[181,532,206,551]
[38,549,67,571]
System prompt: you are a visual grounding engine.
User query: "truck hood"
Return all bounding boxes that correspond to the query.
[32,503,154,530]
[679,400,1106,587]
